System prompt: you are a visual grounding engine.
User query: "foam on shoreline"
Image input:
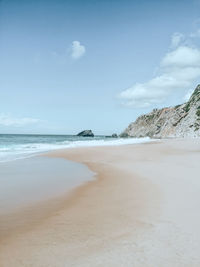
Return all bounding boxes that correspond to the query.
[0,136,153,163]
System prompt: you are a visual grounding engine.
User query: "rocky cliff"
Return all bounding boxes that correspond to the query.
[121,84,200,138]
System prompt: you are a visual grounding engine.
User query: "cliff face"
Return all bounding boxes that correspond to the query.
[122,84,200,138]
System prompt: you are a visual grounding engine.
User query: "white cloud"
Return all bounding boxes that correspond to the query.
[161,46,200,68]
[170,32,184,48]
[0,114,40,127]
[119,81,169,108]
[119,36,200,108]
[71,41,85,59]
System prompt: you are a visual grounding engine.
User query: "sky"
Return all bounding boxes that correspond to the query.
[0,0,200,135]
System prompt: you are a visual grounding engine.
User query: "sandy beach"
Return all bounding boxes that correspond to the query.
[0,139,200,266]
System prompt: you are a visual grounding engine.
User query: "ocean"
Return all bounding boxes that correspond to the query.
[0,134,151,162]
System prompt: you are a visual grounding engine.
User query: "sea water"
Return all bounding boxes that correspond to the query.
[0,134,151,162]
[0,134,151,214]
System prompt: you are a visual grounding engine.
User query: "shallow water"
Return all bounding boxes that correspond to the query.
[0,156,94,215]
[0,133,151,162]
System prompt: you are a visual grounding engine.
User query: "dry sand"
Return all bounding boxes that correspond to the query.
[0,139,200,266]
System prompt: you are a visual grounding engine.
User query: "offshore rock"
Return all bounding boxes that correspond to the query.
[77,130,94,137]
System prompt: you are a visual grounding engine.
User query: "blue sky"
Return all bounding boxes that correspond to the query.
[0,0,200,134]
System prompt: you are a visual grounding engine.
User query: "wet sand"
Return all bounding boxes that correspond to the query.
[0,139,200,266]
[0,157,94,215]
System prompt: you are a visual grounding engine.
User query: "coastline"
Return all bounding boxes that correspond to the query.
[0,139,200,266]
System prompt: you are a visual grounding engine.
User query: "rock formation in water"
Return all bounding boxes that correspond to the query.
[77,130,94,137]
[111,133,118,138]
[121,84,200,138]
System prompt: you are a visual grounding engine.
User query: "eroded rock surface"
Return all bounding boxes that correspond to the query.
[121,85,200,138]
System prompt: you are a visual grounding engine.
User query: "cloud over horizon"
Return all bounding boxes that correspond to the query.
[119,31,200,108]
[71,41,86,59]
[0,114,40,127]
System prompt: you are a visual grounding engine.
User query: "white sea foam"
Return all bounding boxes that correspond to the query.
[62,137,152,147]
[0,137,153,162]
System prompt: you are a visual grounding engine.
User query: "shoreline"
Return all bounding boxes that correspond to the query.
[0,136,153,163]
[0,139,200,266]
[0,156,94,241]
[0,143,158,239]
